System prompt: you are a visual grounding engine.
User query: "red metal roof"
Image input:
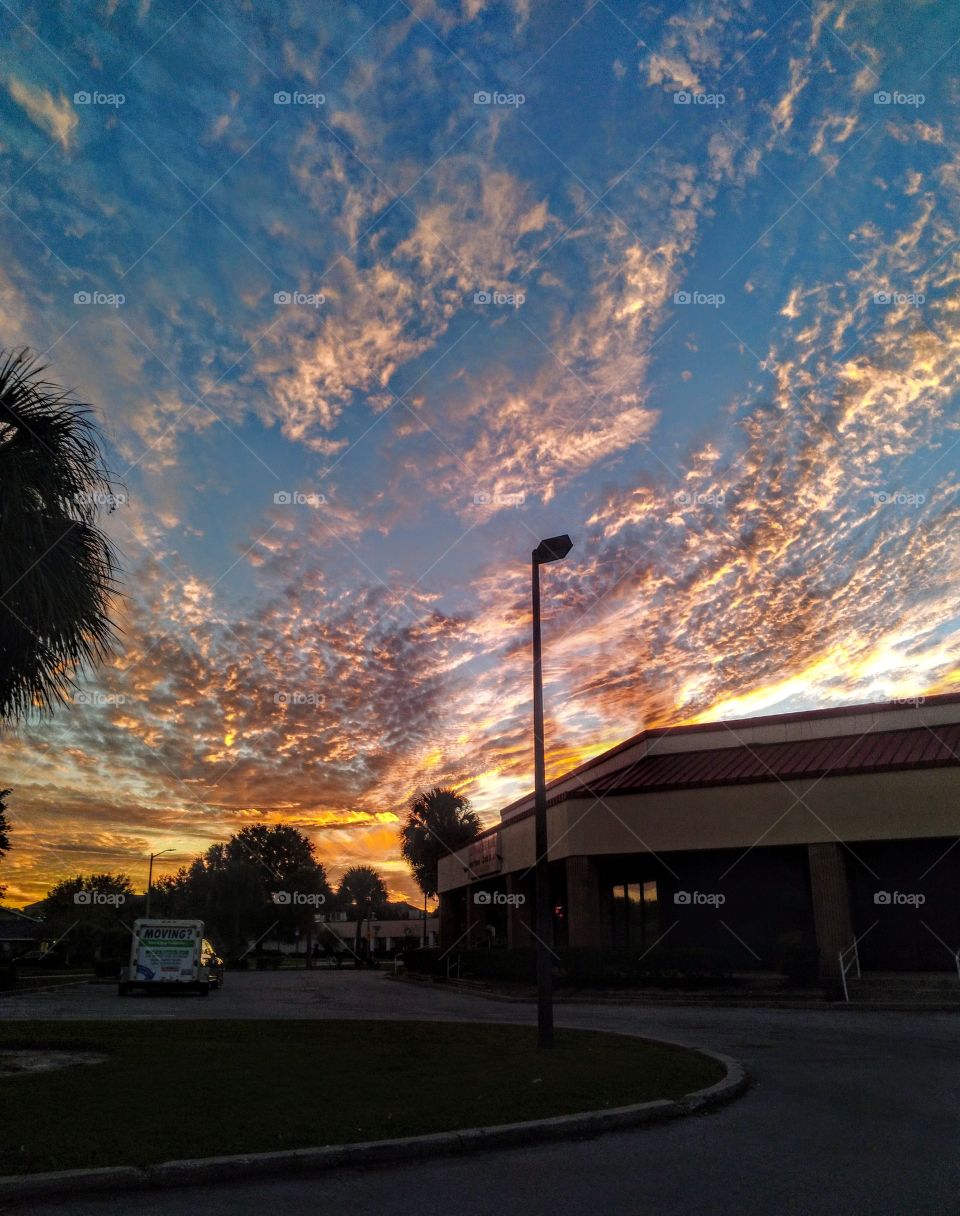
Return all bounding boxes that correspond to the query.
[572,722,960,799]
[494,690,960,821]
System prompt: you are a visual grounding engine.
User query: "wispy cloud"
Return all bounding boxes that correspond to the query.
[7,77,78,147]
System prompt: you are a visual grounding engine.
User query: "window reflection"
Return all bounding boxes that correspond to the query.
[611,878,659,947]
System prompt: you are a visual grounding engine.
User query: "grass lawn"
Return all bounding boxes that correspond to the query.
[0,1020,723,1175]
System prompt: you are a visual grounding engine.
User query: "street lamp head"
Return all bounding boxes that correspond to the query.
[533,534,573,565]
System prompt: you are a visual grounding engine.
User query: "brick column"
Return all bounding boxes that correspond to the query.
[807,843,854,992]
[565,855,603,949]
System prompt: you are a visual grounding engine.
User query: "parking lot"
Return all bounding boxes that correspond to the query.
[6,970,959,1215]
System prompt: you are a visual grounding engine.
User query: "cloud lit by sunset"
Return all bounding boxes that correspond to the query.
[2,0,959,905]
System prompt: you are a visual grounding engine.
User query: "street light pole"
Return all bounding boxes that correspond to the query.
[145,849,173,918]
[531,533,573,1049]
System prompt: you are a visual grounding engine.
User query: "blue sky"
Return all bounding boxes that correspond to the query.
[2,0,960,902]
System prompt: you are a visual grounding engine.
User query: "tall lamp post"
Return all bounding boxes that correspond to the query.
[145,849,173,917]
[531,533,573,1048]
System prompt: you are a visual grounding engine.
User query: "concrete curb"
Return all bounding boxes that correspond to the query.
[0,1042,747,1203]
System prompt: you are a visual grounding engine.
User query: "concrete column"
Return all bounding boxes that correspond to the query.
[565,855,603,949]
[807,843,854,990]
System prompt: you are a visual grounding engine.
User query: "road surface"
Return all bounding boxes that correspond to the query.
[6,970,958,1216]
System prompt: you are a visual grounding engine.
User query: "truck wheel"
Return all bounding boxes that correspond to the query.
[118,982,128,996]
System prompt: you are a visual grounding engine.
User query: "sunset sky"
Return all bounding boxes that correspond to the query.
[2,0,959,906]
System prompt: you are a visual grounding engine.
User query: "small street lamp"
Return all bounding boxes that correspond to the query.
[531,533,573,1048]
[145,849,173,917]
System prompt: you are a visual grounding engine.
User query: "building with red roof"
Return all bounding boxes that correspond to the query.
[437,693,960,989]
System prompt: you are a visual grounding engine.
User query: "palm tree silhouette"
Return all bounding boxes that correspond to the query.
[0,349,120,723]
[400,786,481,901]
[337,865,388,960]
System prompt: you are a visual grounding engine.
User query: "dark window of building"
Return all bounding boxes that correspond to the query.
[642,880,660,942]
[611,878,659,948]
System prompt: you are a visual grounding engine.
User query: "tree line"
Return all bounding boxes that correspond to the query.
[36,826,389,966]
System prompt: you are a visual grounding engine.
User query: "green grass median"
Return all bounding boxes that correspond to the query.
[0,1020,724,1176]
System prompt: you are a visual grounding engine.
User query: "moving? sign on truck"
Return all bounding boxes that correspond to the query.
[119,919,215,996]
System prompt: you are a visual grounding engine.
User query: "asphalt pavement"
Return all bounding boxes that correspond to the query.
[5,969,958,1216]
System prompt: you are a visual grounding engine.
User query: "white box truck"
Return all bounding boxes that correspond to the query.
[119,919,213,996]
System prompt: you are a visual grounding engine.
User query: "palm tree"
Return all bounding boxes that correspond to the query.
[0,788,10,901]
[0,349,120,723]
[337,865,388,958]
[400,786,481,912]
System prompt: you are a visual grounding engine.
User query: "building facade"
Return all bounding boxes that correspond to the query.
[437,694,960,986]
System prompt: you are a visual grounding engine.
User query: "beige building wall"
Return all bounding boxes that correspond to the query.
[439,767,960,893]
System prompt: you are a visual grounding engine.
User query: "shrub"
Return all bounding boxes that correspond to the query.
[415,945,738,987]
[459,948,536,983]
[402,947,443,976]
[643,946,734,987]
[774,934,820,985]
[555,948,639,987]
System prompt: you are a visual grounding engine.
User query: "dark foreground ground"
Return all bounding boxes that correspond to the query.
[5,969,958,1216]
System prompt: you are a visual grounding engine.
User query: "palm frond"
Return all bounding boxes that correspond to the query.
[0,348,123,722]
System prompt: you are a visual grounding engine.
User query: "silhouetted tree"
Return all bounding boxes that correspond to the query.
[154,826,329,961]
[0,788,10,900]
[400,786,480,899]
[0,349,121,723]
[38,872,134,964]
[337,865,387,957]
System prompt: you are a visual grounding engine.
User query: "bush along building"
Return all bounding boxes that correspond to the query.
[437,694,960,996]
